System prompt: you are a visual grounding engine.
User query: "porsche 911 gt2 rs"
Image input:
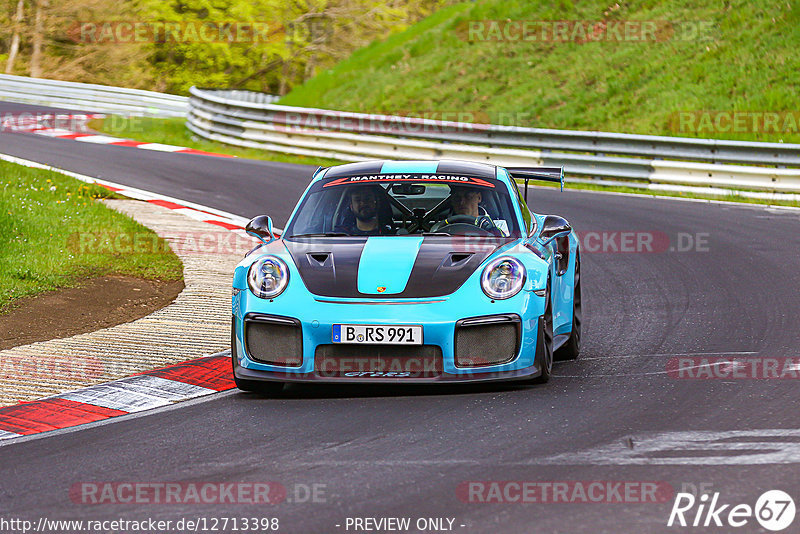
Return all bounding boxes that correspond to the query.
[231,160,581,392]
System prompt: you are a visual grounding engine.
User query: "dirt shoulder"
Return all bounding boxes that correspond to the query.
[0,199,241,407]
[0,276,184,350]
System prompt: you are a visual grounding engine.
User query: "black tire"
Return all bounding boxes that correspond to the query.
[531,281,554,384]
[555,253,582,361]
[231,318,285,394]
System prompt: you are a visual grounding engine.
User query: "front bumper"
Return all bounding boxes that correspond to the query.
[232,290,548,384]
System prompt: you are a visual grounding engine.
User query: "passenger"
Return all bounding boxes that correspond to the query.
[335,186,394,236]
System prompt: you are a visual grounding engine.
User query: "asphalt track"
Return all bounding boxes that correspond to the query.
[1,102,800,533]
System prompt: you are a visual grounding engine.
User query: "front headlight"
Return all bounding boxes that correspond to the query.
[481,257,526,299]
[247,256,289,299]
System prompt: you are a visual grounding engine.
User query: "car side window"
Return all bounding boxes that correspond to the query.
[510,179,534,236]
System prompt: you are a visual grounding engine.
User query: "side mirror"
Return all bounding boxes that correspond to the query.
[246,215,275,244]
[538,215,571,246]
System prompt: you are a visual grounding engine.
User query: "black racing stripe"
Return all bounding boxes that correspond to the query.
[285,238,363,297]
[285,236,512,298]
[402,238,508,297]
[323,161,386,178]
[435,160,498,178]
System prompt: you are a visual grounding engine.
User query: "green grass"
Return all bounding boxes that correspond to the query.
[0,160,183,313]
[280,0,800,144]
[90,116,344,168]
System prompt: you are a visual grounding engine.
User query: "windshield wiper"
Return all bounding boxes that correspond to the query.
[421,232,453,236]
[288,232,349,238]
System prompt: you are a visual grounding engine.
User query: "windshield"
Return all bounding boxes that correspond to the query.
[285,174,521,238]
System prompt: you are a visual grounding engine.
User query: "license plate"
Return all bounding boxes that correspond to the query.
[332,324,423,345]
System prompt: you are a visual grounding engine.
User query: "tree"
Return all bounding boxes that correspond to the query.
[5,0,25,74]
[29,0,46,77]
[35,0,152,88]
[0,0,452,93]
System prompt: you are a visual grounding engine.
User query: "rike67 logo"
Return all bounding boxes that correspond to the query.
[668,490,795,531]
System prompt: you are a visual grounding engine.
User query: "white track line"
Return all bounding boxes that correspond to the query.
[57,376,215,413]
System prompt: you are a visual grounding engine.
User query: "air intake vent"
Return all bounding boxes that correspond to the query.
[455,315,520,368]
[244,314,302,367]
[307,253,331,266]
[450,253,472,264]
[442,252,473,268]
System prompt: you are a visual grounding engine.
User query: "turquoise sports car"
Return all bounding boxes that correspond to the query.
[231,160,581,392]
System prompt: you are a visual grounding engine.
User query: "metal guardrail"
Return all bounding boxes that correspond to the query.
[186,86,800,194]
[0,74,188,117]
[197,89,280,106]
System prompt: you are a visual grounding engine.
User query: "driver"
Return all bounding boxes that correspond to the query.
[335,185,394,236]
[431,185,499,234]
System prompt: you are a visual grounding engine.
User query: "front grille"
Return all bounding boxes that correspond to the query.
[455,315,520,368]
[244,314,302,367]
[314,344,443,378]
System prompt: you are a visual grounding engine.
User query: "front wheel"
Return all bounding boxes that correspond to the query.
[530,282,554,384]
[555,253,581,361]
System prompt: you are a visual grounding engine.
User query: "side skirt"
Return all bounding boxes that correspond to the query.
[553,333,570,352]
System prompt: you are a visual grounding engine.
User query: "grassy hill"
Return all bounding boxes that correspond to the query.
[280,0,800,143]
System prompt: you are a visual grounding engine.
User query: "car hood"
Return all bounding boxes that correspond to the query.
[284,236,514,298]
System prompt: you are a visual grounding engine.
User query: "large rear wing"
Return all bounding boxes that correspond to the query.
[506,167,565,190]
[505,166,565,205]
